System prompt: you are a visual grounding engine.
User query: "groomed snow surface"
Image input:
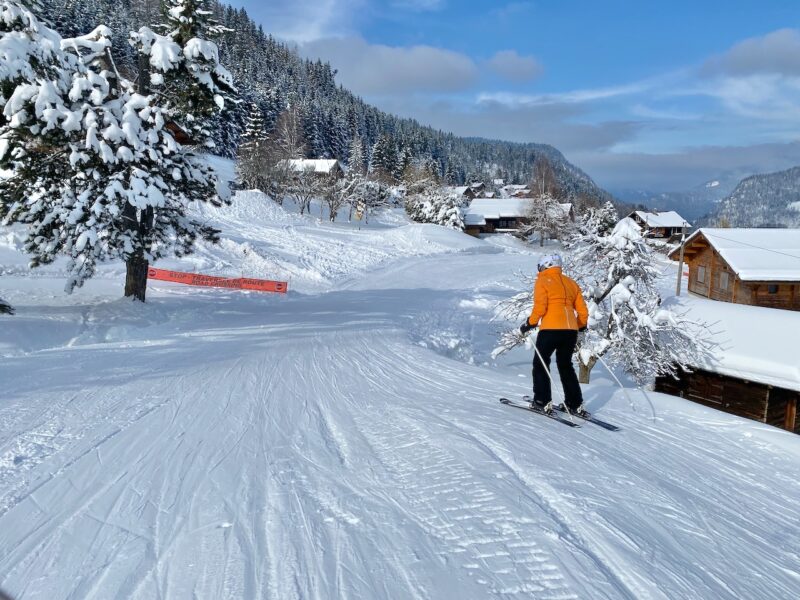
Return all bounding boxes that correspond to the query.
[2,190,800,599]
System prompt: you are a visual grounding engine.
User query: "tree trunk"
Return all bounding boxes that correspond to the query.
[539,230,545,247]
[125,253,149,302]
[578,358,596,384]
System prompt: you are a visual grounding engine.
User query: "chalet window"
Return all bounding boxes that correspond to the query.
[719,272,729,291]
[768,284,779,294]
[697,266,706,283]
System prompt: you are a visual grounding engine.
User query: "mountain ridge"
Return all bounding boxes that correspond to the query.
[708,166,800,228]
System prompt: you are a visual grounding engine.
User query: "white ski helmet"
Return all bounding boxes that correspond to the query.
[537,253,563,272]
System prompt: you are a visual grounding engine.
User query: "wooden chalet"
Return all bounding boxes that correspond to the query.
[670,228,800,311]
[464,198,527,235]
[464,198,574,236]
[628,210,690,239]
[469,182,486,195]
[655,296,800,434]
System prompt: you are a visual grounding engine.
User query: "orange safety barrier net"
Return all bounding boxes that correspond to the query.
[147,268,288,294]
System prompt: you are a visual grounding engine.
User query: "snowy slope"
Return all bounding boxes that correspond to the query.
[1,192,800,599]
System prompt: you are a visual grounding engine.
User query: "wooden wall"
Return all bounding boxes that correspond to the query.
[746,282,800,311]
[684,245,800,311]
[655,368,800,433]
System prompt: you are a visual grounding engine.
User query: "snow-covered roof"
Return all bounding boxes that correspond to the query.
[284,159,340,174]
[675,228,800,282]
[443,186,472,196]
[465,198,528,221]
[493,178,504,185]
[632,210,691,228]
[667,295,800,392]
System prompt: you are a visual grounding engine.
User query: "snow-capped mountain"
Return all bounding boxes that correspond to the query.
[612,174,743,223]
[710,166,800,227]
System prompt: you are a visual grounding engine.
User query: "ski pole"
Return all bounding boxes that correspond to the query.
[531,335,576,423]
[596,355,657,422]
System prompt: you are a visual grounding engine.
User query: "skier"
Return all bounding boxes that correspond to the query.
[520,254,589,416]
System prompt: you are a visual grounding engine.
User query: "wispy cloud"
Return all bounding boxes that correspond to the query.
[250,0,364,42]
[391,0,446,11]
[477,80,654,106]
[486,50,543,83]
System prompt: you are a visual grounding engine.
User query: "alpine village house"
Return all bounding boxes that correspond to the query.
[627,210,691,240]
[656,228,800,434]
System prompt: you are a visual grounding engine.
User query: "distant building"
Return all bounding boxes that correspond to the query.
[669,228,800,311]
[445,186,478,200]
[463,199,574,236]
[500,184,527,198]
[655,296,800,434]
[282,159,344,178]
[493,178,505,186]
[627,210,690,239]
[464,198,528,236]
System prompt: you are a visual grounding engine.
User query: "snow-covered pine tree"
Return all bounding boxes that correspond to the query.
[129,0,235,148]
[348,133,365,175]
[369,134,397,183]
[0,3,224,302]
[121,0,234,299]
[393,145,411,181]
[236,100,269,190]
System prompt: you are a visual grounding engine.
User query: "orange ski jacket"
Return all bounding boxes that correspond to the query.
[527,266,589,331]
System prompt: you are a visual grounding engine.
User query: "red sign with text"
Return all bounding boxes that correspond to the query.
[147,268,288,294]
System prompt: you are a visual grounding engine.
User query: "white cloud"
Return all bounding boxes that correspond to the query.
[299,36,478,95]
[486,50,543,83]
[704,28,800,77]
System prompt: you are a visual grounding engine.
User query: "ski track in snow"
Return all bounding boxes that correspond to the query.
[2,195,800,599]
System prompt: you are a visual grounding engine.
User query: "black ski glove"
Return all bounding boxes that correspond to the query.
[520,321,535,335]
[578,326,588,332]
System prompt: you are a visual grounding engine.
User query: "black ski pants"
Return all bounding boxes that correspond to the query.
[532,329,583,410]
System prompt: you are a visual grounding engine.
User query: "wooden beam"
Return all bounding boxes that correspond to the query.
[785,396,797,432]
[763,387,770,423]
[709,250,716,299]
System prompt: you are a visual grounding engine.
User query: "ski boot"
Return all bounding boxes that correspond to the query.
[559,403,590,418]
[531,400,554,415]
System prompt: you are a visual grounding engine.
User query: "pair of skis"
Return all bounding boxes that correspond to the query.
[499,397,620,431]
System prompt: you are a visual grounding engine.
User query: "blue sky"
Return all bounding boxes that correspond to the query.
[228,0,800,192]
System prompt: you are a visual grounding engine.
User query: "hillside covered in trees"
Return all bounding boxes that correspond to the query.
[35,0,611,202]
